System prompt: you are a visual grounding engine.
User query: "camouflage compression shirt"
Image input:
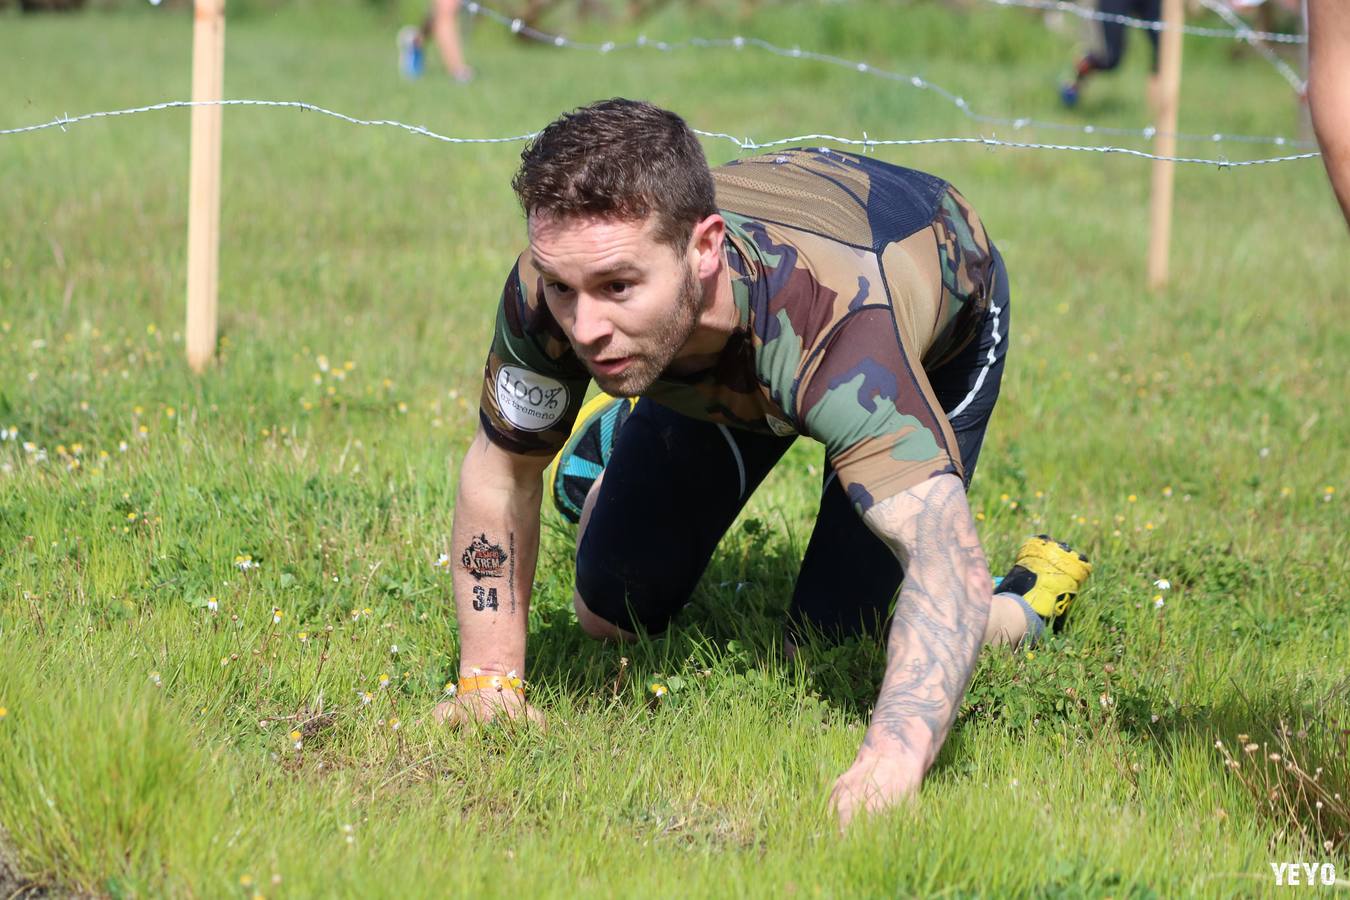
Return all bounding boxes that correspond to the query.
[479,148,1000,513]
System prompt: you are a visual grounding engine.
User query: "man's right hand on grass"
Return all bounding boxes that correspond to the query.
[432,686,546,729]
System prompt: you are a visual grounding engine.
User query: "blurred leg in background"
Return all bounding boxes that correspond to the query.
[400,0,473,82]
[427,0,473,83]
[1060,0,1162,108]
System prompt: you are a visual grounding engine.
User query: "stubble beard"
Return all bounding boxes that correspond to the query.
[588,263,702,397]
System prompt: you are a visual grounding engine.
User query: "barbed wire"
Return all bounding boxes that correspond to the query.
[984,0,1305,43]
[462,1,1315,151]
[0,99,537,143]
[1195,0,1306,93]
[0,98,1321,168]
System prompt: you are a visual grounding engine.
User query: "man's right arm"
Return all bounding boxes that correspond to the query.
[1309,0,1350,225]
[438,425,551,724]
[439,255,588,724]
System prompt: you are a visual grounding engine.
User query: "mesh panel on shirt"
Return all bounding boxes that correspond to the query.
[712,149,947,252]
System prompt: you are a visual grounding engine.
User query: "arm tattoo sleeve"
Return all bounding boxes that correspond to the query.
[860,474,993,761]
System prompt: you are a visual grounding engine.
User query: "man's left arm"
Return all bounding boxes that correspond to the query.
[830,472,993,827]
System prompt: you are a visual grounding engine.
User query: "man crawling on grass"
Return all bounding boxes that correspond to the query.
[433,98,1092,825]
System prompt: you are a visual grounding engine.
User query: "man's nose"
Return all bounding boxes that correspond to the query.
[570,293,613,349]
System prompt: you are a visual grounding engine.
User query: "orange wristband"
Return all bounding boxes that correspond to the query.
[457,673,525,698]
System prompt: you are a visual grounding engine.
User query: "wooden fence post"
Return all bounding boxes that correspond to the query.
[186,0,226,373]
[1147,0,1185,290]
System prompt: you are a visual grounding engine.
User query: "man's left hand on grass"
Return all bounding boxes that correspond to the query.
[830,748,925,828]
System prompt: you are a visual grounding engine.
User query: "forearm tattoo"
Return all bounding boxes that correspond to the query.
[861,476,992,759]
[459,532,513,613]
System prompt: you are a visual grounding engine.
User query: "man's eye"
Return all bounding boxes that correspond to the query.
[549,282,573,295]
[608,282,630,295]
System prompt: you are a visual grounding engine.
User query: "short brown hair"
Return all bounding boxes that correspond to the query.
[512,98,717,252]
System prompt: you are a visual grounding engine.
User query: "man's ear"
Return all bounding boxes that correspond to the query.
[689,213,726,280]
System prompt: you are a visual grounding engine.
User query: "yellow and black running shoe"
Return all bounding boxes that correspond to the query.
[998,534,1092,631]
[546,393,636,524]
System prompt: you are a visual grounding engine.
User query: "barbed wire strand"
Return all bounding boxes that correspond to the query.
[0,98,1321,168]
[1194,0,1306,93]
[984,0,1304,43]
[0,99,536,143]
[462,1,1314,150]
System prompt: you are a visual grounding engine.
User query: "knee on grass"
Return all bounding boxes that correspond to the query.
[573,591,636,642]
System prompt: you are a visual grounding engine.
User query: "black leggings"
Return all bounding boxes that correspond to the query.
[575,249,1011,642]
[1088,0,1162,73]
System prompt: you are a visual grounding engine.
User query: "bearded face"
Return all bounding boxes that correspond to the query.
[528,214,705,396]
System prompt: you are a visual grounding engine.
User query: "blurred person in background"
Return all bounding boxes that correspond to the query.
[399,0,473,83]
[1059,0,1161,108]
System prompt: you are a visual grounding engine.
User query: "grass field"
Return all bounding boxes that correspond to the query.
[1,1,1347,896]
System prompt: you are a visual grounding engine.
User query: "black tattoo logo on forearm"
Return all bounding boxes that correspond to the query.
[460,533,507,581]
[471,585,500,611]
